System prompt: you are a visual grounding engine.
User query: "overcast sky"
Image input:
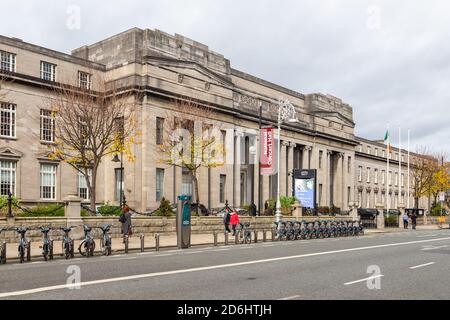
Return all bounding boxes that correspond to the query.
[2,0,449,156]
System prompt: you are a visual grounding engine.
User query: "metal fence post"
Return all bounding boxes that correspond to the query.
[155,234,160,252]
[49,240,54,260]
[263,229,267,242]
[254,230,258,243]
[224,232,229,246]
[271,228,275,241]
[213,231,218,247]
[124,235,129,254]
[26,240,31,262]
[1,241,6,264]
[140,234,145,252]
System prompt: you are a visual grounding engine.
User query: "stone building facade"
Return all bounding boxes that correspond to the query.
[0,27,429,213]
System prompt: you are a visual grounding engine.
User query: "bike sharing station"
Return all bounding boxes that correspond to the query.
[177,195,192,249]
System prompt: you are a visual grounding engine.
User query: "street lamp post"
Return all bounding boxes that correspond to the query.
[112,117,126,209]
[275,99,297,224]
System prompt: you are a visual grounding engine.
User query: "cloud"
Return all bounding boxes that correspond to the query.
[1,0,449,155]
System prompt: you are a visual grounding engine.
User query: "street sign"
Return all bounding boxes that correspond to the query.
[439,192,445,202]
[292,169,317,210]
[260,127,276,175]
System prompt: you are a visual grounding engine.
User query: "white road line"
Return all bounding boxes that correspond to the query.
[278,295,300,300]
[344,275,384,286]
[417,234,437,238]
[181,251,203,255]
[153,254,174,257]
[421,245,448,251]
[410,262,435,269]
[1,236,450,299]
[211,248,230,252]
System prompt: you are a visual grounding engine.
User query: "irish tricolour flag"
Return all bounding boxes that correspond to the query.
[384,129,391,152]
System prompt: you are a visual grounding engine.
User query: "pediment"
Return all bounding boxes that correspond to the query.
[311,110,355,126]
[0,147,23,159]
[36,151,59,162]
[145,55,233,88]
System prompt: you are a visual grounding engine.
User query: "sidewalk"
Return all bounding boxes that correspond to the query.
[365,224,447,234]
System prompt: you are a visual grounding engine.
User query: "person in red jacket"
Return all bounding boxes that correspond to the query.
[230,211,240,236]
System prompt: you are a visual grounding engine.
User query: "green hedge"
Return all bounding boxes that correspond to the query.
[17,204,65,217]
[97,204,121,216]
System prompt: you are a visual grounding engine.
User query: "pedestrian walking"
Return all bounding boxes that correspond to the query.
[403,213,409,229]
[411,213,417,230]
[223,208,231,233]
[230,211,240,236]
[119,204,132,243]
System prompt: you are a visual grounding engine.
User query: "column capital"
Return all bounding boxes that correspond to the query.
[304,145,312,151]
[327,150,333,156]
[289,142,297,148]
[281,140,290,147]
[234,130,245,137]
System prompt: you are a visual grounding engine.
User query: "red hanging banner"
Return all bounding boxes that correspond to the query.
[260,127,276,175]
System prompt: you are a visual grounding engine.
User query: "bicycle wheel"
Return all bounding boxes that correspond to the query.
[78,240,87,256]
[43,244,48,261]
[64,242,70,259]
[19,245,25,264]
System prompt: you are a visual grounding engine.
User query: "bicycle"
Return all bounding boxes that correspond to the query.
[78,225,95,257]
[0,228,10,264]
[239,222,252,244]
[15,227,30,263]
[98,224,112,256]
[39,227,53,261]
[60,226,75,259]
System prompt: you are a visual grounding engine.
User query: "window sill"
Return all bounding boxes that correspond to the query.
[40,140,56,146]
[0,136,17,141]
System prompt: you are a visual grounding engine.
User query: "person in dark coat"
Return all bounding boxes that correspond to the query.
[223,209,231,233]
[411,213,417,230]
[120,205,132,242]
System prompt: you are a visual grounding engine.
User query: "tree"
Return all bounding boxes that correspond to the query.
[157,98,225,205]
[46,77,141,212]
[411,148,439,210]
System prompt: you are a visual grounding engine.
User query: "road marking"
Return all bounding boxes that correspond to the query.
[30,262,44,265]
[278,295,300,300]
[344,275,384,286]
[211,248,229,252]
[421,245,448,251]
[1,236,450,298]
[153,254,174,257]
[410,262,435,269]
[417,234,437,238]
[182,251,203,255]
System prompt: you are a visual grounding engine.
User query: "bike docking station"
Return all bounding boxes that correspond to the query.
[177,195,192,249]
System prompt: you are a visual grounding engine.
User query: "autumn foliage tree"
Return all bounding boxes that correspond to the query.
[157,98,225,205]
[411,148,439,211]
[46,78,141,212]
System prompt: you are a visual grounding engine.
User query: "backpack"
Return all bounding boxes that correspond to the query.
[119,213,126,223]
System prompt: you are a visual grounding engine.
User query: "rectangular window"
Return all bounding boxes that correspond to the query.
[78,169,92,200]
[40,109,55,142]
[382,150,386,158]
[366,192,370,208]
[401,173,405,187]
[382,193,385,204]
[389,171,392,186]
[40,164,57,200]
[347,156,351,174]
[78,71,91,89]
[115,168,124,201]
[156,117,164,145]
[0,103,16,138]
[40,61,56,82]
[395,172,399,186]
[0,160,16,195]
[319,151,323,169]
[0,50,16,72]
[221,130,226,163]
[156,168,164,202]
[358,166,363,182]
[358,145,362,152]
[366,167,371,183]
[219,174,226,204]
[319,184,323,205]
[358,191,362,208]
[382,170,385,185]
[347,187,351,205]
[367,146,371,155]
[269,174,278,200]
[182,168,192,196]
[374,169,378,184]
[375,148,378,157]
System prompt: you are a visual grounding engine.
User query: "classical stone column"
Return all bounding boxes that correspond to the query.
[233,130,244,208]
[303,146,312,169]
[287,142,295,197]
[280,141,289,197]
[327,150,333,207]
[335,152,344,211]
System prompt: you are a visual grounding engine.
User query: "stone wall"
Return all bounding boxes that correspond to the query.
[0,215,352,243]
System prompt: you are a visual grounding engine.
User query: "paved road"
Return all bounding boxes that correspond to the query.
[0,229,449,300]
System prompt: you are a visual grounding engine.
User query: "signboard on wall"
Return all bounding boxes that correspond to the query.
[293,169,317,210]
[260,127,276,175]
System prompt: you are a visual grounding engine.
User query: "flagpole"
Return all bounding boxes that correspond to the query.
[387,124,390,213]
[399,126,401,208]
[407,129,410,209]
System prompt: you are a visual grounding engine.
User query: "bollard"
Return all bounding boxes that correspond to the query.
[124,235,129,254]
[70,239,75,258]
[213,231,218,247]
[235,231,239,245]
[49,240,54,260]
[263,229,267,242]
[155,234,160,252]
[26,240,31,262]
[140,234,145,252]
[254,230,258,243]
[1,241,6,264]
[224,232,229,246]
[272,228,275,241]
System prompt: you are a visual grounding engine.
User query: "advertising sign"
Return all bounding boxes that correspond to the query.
[293,169,317,210]
[260,127,276,175]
